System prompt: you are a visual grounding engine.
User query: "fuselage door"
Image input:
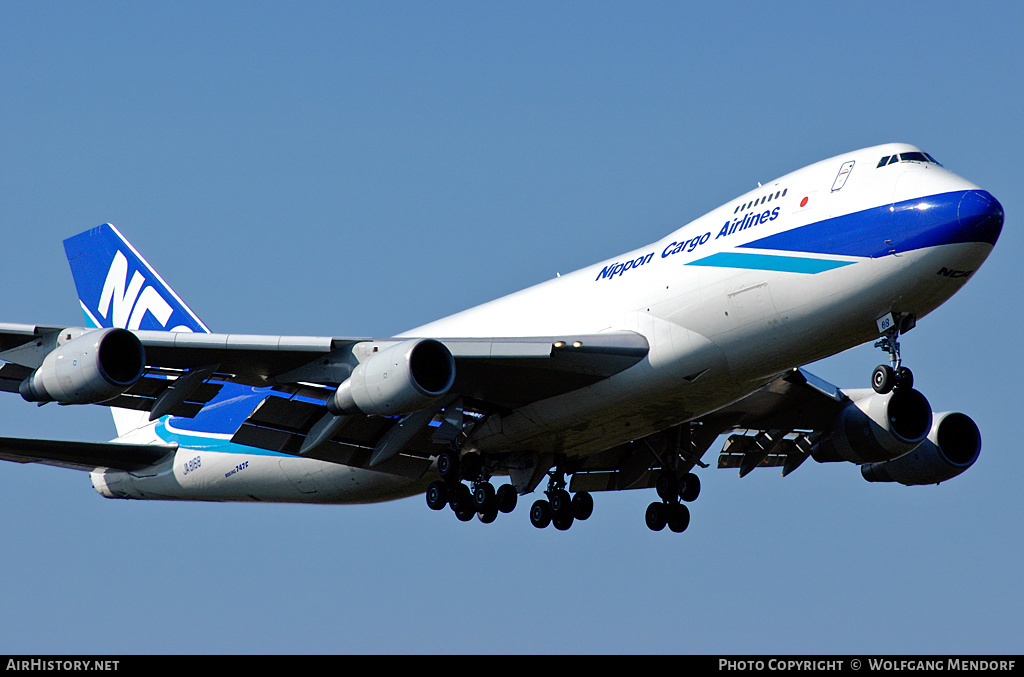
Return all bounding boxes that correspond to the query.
[831,161,855,192]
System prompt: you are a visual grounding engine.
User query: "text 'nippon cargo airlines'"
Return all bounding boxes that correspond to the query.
[0,143,1003,533]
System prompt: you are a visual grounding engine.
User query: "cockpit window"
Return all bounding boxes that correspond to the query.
[900,152,929,163]
[877,151,942,168]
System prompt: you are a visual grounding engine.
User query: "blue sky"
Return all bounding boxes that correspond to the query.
[1,2,1021,654]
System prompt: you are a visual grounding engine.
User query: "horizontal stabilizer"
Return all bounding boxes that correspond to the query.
[0,436,175,472]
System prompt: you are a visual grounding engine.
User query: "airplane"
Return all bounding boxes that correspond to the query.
[0,143,1003,533]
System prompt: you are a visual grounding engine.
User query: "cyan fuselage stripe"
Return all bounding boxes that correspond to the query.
[687,252,854,274]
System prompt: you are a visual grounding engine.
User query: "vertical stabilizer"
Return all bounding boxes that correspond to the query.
[64,224,210,333]
[63,224,211,435]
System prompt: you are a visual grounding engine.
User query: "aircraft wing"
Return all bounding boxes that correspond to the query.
[0,323,648,405]
[0,323,649,478]
[695,367,848,434]
[568,368,850,492]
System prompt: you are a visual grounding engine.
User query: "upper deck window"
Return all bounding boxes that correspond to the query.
[730,188,787,218]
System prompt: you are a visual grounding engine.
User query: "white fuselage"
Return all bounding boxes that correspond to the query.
[93,143,999,503]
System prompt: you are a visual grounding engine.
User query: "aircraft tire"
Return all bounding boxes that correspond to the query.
[460,452,483,481]
[680,473,701,503]
[667,503,690,533]
[472,482,496,512]
[572,492,593,520]
[437,450,460,481]
[872,365,895,394]
[450,483,472,513]
[426,481,448,510]
[656,471,678,501]
[496,484,518,513]
[645,502,667,531]
[530,500,552,528]
[549,489,572,517]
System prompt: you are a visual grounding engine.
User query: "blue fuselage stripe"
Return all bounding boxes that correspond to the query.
[738,190,1002,259]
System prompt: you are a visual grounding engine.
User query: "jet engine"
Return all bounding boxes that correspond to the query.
[327,338,455,416]
[20,328,145,404]
[860,411,981,485]
[812,388,933,465]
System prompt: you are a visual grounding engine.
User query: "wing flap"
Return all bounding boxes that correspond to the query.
[228,393,486,479]
[695,368,846,477]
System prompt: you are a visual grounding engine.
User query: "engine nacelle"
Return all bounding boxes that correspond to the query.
[327,338,455,416]
[20,328,145,404]
[813,388,933,465]
[860,411,981,485]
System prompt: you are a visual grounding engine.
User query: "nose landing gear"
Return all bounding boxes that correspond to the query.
[872,314,916,394]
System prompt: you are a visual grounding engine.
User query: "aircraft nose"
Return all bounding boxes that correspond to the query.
[957,190,1003,247]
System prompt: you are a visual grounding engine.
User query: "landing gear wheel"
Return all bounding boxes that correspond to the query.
[656,471,679,502]
[477,508,498,524]
[496,484,518,514]
[571,492,594,520]
[896,366,914,390]
[667,503,690,533]
[872,364,895,394]
[449,483,472,514]
[455,506,475,522]
[549,489,572,518]
[460,452,483,481]
[679,473,701,503]
[552,511,574,531]
[472,482,496,512]
[645,502,667,531]
[873,316,917,393]
[426,481,448,510]
[437,449,460,481]
[530,500,551,528]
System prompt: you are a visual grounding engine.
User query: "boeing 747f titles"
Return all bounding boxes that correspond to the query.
[0,143,1003,532]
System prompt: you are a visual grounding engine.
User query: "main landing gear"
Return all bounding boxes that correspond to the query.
[425,448,517,523]
[645,470,700,532]
[529,466,593,531]
[871,314,916,394]
[426,444,704,534]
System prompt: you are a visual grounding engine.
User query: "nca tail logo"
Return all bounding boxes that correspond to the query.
[98,251,193,332]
